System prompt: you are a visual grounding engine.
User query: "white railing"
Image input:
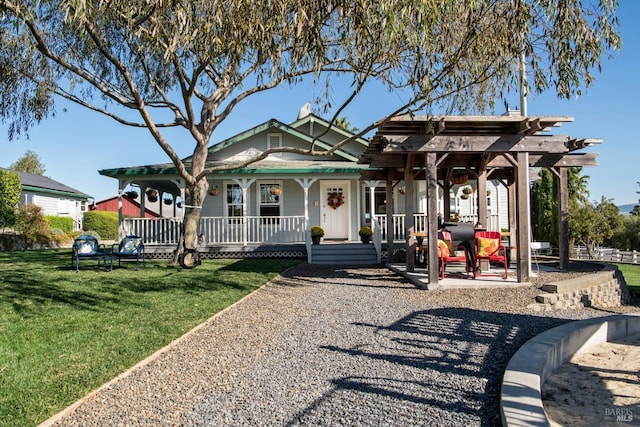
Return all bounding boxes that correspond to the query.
[121,216,305,245]
[198,216,305,244]
[373,213,500,240]
[374,214,429,240]
[121,217,182,245]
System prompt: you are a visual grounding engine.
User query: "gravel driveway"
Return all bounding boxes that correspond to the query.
[47,263,638,426]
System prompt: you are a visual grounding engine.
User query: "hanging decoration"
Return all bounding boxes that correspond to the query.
[208,185,220,196]
[327,192,344,209]
[270,187,282,196]
[462,186,473,195]
[146,189,158,203]
[450,169,468,185]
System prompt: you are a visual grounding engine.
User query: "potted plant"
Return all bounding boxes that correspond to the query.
[125,190,139,199]
[163,197,173,205]
[310,225,324,245]
[146,189,158,202]
[359,226,373,243]
[270,186,281,196]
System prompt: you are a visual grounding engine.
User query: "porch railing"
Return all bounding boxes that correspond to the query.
[122,213,500,246]
[373,213,500,240]
[121,216,306,245]
[198,216,305,244]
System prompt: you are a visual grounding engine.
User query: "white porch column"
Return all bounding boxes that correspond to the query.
[294,178,317,263]
[363,180,381,235]
[233,178,256,246]
[294,178,318,231]
[139,185,147,218]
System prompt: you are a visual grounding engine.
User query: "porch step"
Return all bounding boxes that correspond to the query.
[310,243,379,265]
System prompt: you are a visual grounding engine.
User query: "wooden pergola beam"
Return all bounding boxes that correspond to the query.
[382,134,572,153]
[487,153,598,168]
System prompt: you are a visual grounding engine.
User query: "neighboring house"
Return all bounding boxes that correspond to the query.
[1,168,92,231]
[90,194,161,219]
[98,113,509,255]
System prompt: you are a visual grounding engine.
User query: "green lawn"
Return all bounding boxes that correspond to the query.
[617,263,640,295]
[0,249,301,426]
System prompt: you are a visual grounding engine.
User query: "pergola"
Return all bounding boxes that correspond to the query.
[359,115,600,288]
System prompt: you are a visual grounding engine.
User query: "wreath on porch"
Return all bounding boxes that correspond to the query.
[327,192,344,209]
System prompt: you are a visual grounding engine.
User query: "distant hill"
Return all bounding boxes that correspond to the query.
[619,204,637,215]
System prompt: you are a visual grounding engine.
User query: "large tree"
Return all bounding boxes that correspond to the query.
[9,150,46,175]
[0,0,620,255]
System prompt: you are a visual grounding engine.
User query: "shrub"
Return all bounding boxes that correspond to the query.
[0,170,20,229]
[46,215,74,233]
[14,204,49,249]
[82,211,118,240]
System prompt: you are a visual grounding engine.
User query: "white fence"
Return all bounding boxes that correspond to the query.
[573,246,639,264]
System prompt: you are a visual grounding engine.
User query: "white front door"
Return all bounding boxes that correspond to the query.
[320,180,350,240]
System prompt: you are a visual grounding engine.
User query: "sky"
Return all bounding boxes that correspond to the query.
[2,2,639,207]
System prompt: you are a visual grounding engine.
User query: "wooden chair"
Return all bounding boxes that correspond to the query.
[473,231,509,279]
[437,230,469,279]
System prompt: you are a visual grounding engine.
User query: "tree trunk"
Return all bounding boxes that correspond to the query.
[172,178,208,265]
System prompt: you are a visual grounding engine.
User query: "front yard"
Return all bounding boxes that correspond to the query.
[0,249,301,426]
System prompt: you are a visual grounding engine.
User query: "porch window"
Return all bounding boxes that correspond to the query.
[259,182,281,225]
[226,183,244,222]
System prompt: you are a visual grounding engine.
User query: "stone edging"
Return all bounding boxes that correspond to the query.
[500,313,640,426]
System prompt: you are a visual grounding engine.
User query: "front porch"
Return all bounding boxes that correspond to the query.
[121,213,499,248]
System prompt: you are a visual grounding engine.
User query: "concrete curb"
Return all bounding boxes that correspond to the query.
[500,313,640,426]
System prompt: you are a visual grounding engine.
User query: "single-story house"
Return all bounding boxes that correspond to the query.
[98,112,510,261]
[1,168,92,231]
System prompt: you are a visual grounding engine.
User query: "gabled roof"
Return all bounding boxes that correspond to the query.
[100,115,369,179]
[204,115,366,162]
[1,168,92,200]
[290,114,369,147]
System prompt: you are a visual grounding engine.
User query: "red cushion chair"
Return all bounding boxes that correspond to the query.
[473,231,508,279]
[437,230,469,279]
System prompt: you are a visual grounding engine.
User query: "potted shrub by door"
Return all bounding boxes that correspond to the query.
[359,226,373,243]
[311,225,324,245]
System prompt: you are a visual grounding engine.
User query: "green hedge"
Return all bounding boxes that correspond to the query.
[46,216,74,233]
[82,211,118,240]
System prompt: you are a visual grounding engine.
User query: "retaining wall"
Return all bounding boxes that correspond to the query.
[529,265,631,311]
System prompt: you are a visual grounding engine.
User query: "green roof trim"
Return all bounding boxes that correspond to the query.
[100,164,365,178]
[210,167,366,175]
[22,185,92,200]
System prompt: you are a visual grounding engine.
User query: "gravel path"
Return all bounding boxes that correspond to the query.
[48,263,639,426]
